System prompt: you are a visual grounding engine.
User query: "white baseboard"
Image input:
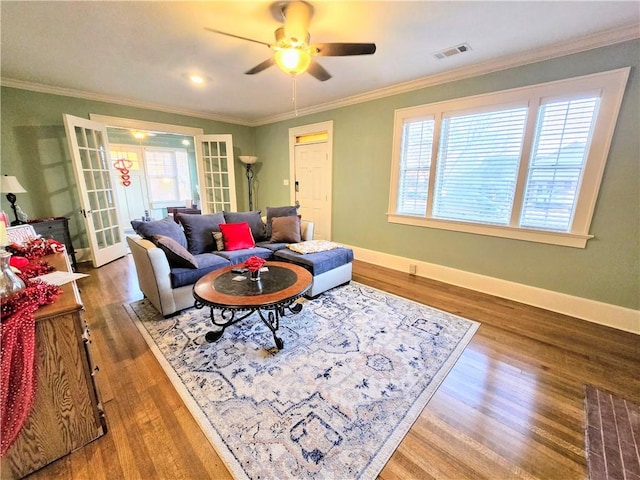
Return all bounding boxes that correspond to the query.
[348,245,640,335]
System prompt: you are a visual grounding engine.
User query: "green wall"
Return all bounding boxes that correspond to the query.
[254,40,640,310]
[0,89,255,247]
[1,39,638,311]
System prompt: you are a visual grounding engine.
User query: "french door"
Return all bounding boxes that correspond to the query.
[195,134,237,213]
[63,114,127,267]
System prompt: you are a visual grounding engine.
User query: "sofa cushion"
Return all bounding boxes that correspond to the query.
[223,210,266,242]
[132,216,187,248]
[274,247,354,276]
[219,222,255,251]
[265,205,299,239]
[178,212,225,254]
[170,254,231,288]
[256,241,289,252]
[213,246,273,265]
[270,215,301,243]
[151,235,198,269]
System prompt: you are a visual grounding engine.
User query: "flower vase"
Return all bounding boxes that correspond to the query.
[0,250,26,300]
[248,269,261,282]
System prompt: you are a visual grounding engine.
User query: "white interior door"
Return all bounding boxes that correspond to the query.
[294,141,331,240]
[63,114,127,267]
[195,134,237,213]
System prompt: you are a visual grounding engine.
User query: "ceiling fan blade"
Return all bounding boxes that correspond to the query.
[307,60,332,82]
[204,27,273,47]
[245,58,275,75]
[310,43,377,57]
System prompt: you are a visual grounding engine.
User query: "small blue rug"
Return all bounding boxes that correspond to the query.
[127,281,479,479]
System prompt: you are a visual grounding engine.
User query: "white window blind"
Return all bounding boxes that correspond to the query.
[397,119,434,215]
[520,97,598,231]
[433,107,527,225]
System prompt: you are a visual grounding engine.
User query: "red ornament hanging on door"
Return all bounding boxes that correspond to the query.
[113,158,133,187]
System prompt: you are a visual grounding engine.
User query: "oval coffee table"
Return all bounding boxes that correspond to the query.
[193,261,312,350]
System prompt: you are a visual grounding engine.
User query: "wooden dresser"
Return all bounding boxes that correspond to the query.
[30,218,77,270]
[1,254,105,479]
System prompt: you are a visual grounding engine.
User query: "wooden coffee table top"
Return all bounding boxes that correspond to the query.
[193,261,312,309]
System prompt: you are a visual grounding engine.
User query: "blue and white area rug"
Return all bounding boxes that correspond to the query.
[126,282,479,480]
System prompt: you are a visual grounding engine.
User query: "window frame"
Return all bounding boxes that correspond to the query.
[387,68,630,248]
[144,146,192,209]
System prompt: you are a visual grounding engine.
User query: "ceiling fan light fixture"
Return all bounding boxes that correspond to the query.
[275,48,311,75]
[189,74,205,84]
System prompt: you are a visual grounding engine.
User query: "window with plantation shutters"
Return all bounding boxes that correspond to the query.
[388,68,629,248]
[520,97,598,231]
[397,119,434,216]
[433,106,527,225]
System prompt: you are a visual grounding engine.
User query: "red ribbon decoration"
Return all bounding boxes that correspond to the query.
[0,240,64,456]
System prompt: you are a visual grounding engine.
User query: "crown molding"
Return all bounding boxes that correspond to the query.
[256,23,640,125]
[2,24,638,128]
[0,77,253,127]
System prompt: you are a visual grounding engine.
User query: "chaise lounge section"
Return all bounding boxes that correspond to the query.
[127,208,353,317]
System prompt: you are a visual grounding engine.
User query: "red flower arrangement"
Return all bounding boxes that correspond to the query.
[244,256,266,272]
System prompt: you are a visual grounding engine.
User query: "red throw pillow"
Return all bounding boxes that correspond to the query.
[219,222,256,251]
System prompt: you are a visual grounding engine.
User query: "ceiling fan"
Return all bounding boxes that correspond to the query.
[205,1,376,81]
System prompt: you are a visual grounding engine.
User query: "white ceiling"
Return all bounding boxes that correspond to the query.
[1,1,638,125]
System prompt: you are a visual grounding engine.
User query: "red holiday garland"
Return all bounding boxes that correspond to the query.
[0,238,64,456]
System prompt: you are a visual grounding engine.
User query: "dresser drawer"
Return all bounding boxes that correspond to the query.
[31,217,77,270]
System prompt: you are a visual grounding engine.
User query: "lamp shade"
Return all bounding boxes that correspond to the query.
[1,175,26,194]
[238,156,258,165]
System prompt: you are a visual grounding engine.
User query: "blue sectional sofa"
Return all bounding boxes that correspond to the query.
[127,208,353,316]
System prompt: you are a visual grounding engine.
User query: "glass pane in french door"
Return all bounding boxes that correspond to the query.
[63,114,127,268]
[196,135,236,213]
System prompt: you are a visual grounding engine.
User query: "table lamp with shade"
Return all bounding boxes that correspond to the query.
[1,175,27,226]
[238,156,258,211]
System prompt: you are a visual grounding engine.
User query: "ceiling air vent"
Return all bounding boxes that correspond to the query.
[433,43,471,60]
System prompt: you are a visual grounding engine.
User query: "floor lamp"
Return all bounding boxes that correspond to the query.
[1,175,27,226]
[238,156,258,211]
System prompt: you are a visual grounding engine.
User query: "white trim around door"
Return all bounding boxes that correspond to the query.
[288,121,334,240]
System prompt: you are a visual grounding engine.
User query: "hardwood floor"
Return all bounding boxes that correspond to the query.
[21,256,639,479]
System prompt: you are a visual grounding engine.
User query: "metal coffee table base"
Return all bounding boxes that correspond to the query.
[194,299,304,350]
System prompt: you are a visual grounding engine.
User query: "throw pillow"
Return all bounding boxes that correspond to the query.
[219,222,255,251]
[178,212,225,254]
[133,216,187,249]
[265,205,299,239]
[270,215,301,243]
[223,210,266,242]
[151,235,199,269]
[212,231,225,251]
